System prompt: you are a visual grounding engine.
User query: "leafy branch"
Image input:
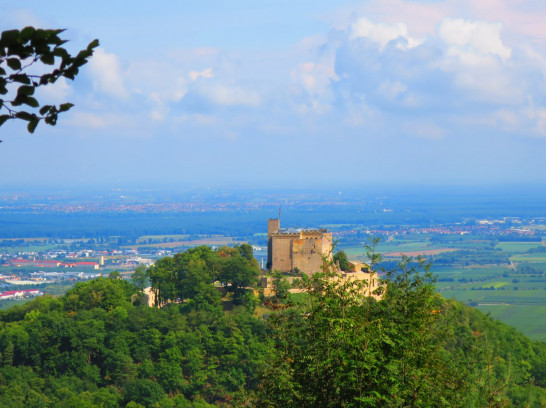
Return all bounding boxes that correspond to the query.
[0,27,99,136]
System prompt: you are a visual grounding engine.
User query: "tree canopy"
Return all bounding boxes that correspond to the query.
[0,27,98,135]
[0,245,545,406]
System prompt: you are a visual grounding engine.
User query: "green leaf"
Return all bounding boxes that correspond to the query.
[9,74,31,84]
[87,39,100,50]
[0,115,12,126]
[27,118,39,133]
[39,105,52,116]
[59,103,74,112]
[44,113,57,125]
[17,85,35,97]
[6,58,22,71]
[20,26,36,41]
[0,67,5,76]
[53,47,69,59]
[0,29,20,44]
[11,96,24,106]
[23,96,39,108]
[15,111,33,121]
[40,53,55,65]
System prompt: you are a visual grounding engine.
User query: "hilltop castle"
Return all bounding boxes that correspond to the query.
[266,218,381,299]
[267,218,333,275]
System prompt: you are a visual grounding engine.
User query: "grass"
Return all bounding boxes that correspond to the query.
[476,304,546,341]
[0,244,59,254]
[440,289,546,305]
[496,242,543,254]
[511,254,546,262]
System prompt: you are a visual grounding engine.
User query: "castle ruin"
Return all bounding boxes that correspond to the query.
[267,218,333,275]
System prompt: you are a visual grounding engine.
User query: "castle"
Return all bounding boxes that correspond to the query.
[267,218,333,275]
[266,218,381,299]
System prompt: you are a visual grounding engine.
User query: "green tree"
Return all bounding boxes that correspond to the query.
[124,379,165,407]
[219,256,259,305]
[237,243,254,261]
[333,250,350,271]
[131,265,149,292]
[148,257,177,307]
[63,277,134,311]
[271,270,290,302]
[257,251,469,407]
[0,27,98,134]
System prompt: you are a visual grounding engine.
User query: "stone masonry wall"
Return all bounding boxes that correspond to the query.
[271,234,294,272]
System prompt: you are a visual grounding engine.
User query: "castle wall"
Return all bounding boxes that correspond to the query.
[271,234,294,272]
[292,232,332,275]
[267,219,280,269]
[339,271,381,300]
[268,220,333,275]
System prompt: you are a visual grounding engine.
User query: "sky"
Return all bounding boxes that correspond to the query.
[2,0,546,189]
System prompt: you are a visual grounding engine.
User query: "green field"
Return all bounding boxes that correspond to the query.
[476,305,546,341]
[496,241,543,253]
[0,243,59,254]
[340,236,546,341]
[511,253,546,262]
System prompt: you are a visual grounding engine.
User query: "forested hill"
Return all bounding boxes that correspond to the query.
[0,246,546,407]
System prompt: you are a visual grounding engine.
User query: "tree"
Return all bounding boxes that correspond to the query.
[219,256,259,304]
[0,27,98,135]
[271,270,290,302]
[236,243,254,261]
[257,249,469,407]
[131,265,149,292]
[333,250,350,271]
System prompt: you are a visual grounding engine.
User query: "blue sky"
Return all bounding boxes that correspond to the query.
[2,0,546,189]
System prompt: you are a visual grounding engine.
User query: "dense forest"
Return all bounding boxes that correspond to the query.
[0,245,546,407]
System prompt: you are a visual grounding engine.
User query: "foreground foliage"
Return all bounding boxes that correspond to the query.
[0,27,98,134]
[0,245,545,407]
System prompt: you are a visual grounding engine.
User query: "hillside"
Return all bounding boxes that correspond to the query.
[0,246,545,407]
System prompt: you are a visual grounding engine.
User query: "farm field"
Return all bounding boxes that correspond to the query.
[340,237,546,340]
[476,305,546,341]
[127,235,244,249]
[496,241,544,253]
[511,253,546,262]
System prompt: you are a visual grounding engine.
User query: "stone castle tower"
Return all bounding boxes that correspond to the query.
[267,218,333,275]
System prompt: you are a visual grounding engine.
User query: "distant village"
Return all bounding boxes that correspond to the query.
[0,214,542,304]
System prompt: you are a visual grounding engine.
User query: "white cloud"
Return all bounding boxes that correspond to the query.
[189,67,214,81]
[199,84,261,108]
[438,18,511,62]
[34,77,72,104]
[350,17,423,50]
[88,48,129,99]
[292,62,338,95]
[378,80,407,100]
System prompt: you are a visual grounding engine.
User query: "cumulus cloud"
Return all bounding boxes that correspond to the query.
[34,77,72,104]
[210,85,261,108]
[439,18,511,62]
[39,0,546,144]
[88,48,129,99]
[332,9,546,127]
[350,17,423,50]
[195,83,261,108]
[189,67,214,81]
